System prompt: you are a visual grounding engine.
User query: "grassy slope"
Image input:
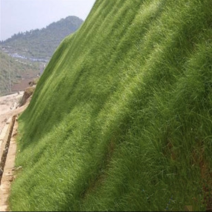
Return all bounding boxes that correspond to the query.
[0,51,39,96]
[10,0,212,211]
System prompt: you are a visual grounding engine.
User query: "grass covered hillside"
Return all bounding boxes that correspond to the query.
[0,51,39,96]
[11,0,212,211]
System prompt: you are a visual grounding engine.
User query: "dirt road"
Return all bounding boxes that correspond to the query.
[0,92,25,134]
[0,92,30,211]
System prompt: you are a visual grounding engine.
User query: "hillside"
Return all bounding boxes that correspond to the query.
[0,16,83,60]
[0,50,39,96]
[10,0,212,211]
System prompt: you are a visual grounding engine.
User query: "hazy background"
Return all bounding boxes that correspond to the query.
[0,0,95,41]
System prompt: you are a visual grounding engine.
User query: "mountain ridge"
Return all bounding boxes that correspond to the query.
[0,16,83,60]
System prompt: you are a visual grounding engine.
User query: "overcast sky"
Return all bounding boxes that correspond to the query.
[0,0,95,41]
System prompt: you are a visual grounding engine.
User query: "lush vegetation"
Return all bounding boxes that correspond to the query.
[0,50,39,96]
[0,16,83,60]
[10,0,212,211]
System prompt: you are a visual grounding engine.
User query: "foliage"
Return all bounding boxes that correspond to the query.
[10,0,212,211]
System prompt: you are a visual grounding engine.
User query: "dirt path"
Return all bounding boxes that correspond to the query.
[0,92,25,134]
[0,92,30,211]
[0,118,17,211]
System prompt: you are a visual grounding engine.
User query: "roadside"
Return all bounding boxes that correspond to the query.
[0,92,32,211]
[0,92,23,134]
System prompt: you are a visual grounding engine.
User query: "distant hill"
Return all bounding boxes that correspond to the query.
[0,50,39,96]
[0,16,83,60]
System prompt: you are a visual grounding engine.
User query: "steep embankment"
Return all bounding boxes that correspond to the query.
[10,0,212,211]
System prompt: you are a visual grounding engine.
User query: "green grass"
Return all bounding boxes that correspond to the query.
[10,0,212,211]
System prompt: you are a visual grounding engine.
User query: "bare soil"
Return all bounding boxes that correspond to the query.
[0,92,25,134]
[0,92,30,211]
[11,77,36,93]
[0,120,18,211]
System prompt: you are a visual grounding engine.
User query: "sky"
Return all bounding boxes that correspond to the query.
[0,0,95,41]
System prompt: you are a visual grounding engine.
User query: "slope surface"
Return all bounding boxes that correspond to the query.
[11,0,212,211]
